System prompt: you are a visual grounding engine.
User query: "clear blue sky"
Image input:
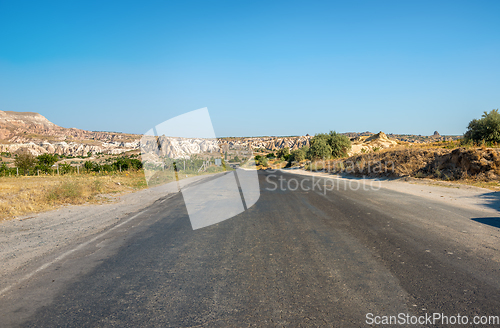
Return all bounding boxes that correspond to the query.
[0,0,499,137]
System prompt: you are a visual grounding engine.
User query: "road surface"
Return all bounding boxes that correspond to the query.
[1,171,499,327]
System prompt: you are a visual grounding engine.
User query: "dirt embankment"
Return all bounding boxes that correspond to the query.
[330,147,500,181]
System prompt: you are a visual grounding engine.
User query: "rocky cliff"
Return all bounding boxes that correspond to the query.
[0,110,140,156]
[0,110,313,158]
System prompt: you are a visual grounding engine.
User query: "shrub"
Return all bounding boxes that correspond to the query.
[464,109,500,144]
[307,134,332,160]
[276,147,290,160]
[327,131,351,158]
[15,151,37,173]
[306,132,351,160]
[287,148,307,166]
[59,163,72,174]
[36,154,58,173]
[84,161,101,172]
[113,157,142,171]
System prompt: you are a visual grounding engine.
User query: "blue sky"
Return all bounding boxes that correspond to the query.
[0,1,499,137]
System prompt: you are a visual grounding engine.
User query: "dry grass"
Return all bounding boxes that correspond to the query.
[302,146,500,189]
[0,171,148,221]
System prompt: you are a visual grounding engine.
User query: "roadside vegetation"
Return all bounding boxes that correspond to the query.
[0,150,233,220]
[255,110,500,189]
[0,170,147,221]
[254,131,351,169]
[0,152,149,220]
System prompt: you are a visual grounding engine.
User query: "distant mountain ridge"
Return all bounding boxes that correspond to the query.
[0,111,58,140]
[0,110,140,156]
[0,110,460,158]
[0,111,313,157]
[0,110,138,144]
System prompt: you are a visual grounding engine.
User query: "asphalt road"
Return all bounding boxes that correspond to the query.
[1,171,500,327]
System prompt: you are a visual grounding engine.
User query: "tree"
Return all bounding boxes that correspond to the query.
[307,134,332,160]
[464,109,500,144]
[327,131,351,158]
[266,152,276,159]
[288,148,306,163]
[84,160,96,172]
[59,163,72,174]
[15,151,37,173]
[36,154,58,172]
[0,163,8,175]
[113,157,142,170]
[276,147,290,160]
[258,157,268,167]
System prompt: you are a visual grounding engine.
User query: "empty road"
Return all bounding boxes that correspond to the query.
[1,171,500,327]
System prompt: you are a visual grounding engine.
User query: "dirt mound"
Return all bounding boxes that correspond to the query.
[349,131,397,155]
[333,147,500,181]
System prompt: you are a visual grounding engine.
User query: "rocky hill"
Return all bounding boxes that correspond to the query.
[349,131,398,155]
[0,110,460,159]
[0,111,313,158]
[0,110,140,156]
[219,136,311,152]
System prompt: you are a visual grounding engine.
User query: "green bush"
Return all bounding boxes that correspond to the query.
[59,163,72,174]
[288,148,306,164]
[327,131,351,158]
[307,134,332,160]
[113,157,142,170]
[276,147,290,160]
[36,154,58,173]
[84,161,100,172]
[15,152,37,173]
[306,132,351,160]
[464,109,500,144]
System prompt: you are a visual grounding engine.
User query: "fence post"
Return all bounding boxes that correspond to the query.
[57,164,59,175]
[77,165,79,174]
[17,167,18,176]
